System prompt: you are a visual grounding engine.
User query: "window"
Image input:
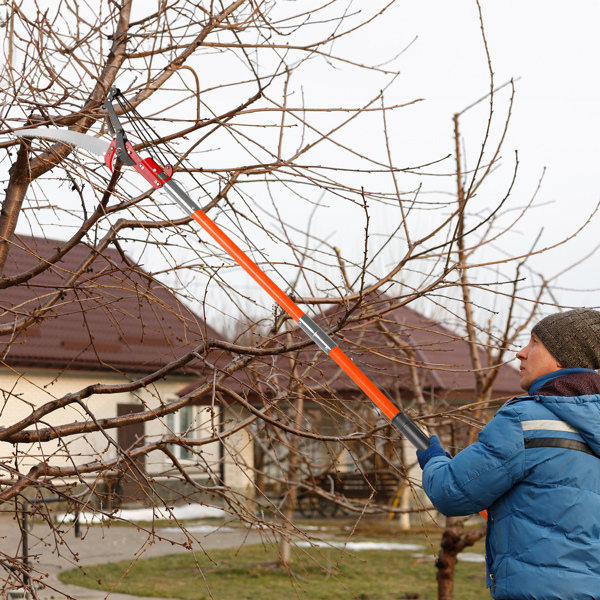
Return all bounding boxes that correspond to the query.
[166,406,196,461]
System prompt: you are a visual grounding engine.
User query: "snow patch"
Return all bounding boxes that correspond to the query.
[58,504,225,524]
[296,541,425,552]
[160,525,235,534]
[296,541,486,563]
[458,552,486,563]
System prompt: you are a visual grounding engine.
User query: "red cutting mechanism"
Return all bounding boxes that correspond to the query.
[104,138,173,189]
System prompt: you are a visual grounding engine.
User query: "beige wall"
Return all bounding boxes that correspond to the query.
[0,368,254,495]
[221,405,255,499]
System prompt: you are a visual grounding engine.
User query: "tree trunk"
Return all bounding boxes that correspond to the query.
[279,393,304,567]
[399,481,411,531]
[0,143,30,275]
[436,516,463,600]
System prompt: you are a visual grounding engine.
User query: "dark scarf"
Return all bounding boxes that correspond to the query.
[535,371,600,397]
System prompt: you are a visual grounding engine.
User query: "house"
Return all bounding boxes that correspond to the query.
[178,292,522,516]
[0,234,253,505]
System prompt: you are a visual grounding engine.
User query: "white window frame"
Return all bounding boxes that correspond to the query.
[166,405,197,461]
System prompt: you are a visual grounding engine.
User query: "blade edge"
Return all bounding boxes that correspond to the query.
[16,128,109,156]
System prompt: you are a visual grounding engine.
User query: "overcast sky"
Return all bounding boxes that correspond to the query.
[377,1,600,307]
[248,1,600,314]
[8,1,599,317]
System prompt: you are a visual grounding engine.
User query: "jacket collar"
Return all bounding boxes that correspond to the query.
[528,368,598,395]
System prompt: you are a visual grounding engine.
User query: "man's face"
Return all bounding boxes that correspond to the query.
[516,333,563,392]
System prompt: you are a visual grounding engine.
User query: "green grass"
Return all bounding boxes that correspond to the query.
[59,528,489,600]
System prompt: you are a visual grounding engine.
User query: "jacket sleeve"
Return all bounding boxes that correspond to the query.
[422,404,527,516]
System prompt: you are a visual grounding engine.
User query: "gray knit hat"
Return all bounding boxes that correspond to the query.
[532,308,600,370]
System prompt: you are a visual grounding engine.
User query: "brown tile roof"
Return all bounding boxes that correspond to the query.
[178,293,522,401]
[1,235,225,374]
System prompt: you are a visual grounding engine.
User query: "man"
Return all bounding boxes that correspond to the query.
[417,308,600,600]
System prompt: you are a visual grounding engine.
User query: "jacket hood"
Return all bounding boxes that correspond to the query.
[538,394,600,456]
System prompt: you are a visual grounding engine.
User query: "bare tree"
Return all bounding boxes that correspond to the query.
[0,2,598,599]
[413,5,599,598]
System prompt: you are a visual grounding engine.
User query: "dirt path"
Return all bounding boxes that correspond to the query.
[0,512,265,600]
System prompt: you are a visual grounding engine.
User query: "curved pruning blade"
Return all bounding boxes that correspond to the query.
[16,128,110,156]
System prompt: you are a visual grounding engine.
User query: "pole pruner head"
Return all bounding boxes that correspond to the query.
[103,88,174,188]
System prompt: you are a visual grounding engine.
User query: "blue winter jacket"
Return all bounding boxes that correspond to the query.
[422,369,600,600]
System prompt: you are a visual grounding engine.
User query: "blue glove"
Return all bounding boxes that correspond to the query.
[416,435,451,469]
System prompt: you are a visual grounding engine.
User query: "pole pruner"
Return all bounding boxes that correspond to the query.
[99,90,433,452]
[18,89,486,519]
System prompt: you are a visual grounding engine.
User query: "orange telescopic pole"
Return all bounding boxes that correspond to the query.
[160,178,430,451]
[164,180,488,521]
